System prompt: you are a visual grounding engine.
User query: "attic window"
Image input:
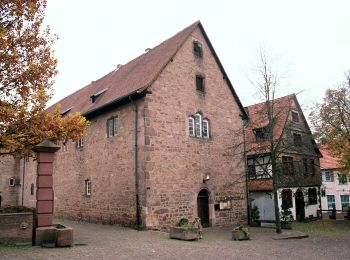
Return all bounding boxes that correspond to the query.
[90,88,108,103]
[193,41,203,57]
[292,111,299,122]
[196,75,205,92]
[61,107,73,117]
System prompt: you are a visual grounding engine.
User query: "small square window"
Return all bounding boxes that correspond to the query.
[193,41,203,57]
[196,75,205,92]
[292,111,299,122]
[293,133,302,146]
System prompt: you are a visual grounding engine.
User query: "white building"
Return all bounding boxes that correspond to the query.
[320,149,350,214]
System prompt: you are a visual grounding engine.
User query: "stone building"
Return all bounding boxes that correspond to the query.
[0,21,248,229]
[246,94,322,222]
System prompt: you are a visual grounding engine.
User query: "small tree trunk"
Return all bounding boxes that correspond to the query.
[271,153,282,233]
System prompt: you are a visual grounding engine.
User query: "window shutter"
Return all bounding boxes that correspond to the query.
[203,119,209,138]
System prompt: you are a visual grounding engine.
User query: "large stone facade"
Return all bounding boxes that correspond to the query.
[1,22,247,229]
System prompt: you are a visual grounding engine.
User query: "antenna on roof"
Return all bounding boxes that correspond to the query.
[145,48,151,53]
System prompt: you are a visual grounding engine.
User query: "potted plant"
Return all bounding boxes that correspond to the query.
[280,203,293,229]
[250,205,261,227]
[232,225,250,240]
[169,218,199,241]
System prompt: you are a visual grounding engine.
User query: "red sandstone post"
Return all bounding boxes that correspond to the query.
[32,140,60,227]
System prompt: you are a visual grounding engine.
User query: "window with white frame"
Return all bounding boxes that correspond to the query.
[340,195,349,210]
[107,117,118,138]
[188,113,210,139]
[202,119,209,138]
[85,179,91,196]
[76,137,84,148]
[188,117,195,137]
[327,195,335,210]
[324,171,333,182]
[9,178,15,187]
[194,113,202,137]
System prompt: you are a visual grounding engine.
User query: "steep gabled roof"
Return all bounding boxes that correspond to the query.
[320,148,343,170]
[48,21,247,119]
[245,94,321,157]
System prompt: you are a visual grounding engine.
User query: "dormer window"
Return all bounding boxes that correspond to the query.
[193,41,203,58]
[90,88,108,103]
[61,107,73,117]
[196,75,205,92]
[292,111,299,122]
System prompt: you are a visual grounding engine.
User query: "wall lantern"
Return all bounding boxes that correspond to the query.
[203,173,210,183]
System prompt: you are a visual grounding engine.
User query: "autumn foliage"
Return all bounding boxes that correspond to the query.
[310,72,350,170]
[0,0,88,156]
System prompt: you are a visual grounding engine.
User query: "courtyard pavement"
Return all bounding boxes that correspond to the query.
[0,219,349,260]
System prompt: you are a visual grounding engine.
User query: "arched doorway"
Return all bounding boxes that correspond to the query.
[197,189,210,227]
[295,189,305,221]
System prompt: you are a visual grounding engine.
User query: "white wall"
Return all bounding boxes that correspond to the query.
[321,170,350,211]
[250,186,320,221]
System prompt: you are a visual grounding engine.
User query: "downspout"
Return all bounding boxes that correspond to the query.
[242,117,250,225]
[21,157,26,206]
[129,96,141,230]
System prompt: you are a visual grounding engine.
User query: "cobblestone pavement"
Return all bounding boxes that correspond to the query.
[1,219,349,260]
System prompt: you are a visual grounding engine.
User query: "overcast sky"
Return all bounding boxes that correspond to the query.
[45,0,350,114]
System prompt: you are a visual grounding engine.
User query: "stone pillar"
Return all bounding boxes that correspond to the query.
[32,140,60,245]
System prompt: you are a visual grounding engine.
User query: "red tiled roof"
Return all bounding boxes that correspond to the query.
[48,21,247,119]
[245,94,295,156]
[320,148,343,170]
[48,21,200,116]
[248,179,273,191]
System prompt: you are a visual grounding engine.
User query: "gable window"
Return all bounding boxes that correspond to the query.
[293,133,302,146]
[196,75,205,92]
[327,195,335,210]
[76,138,84,149]
[188,117,195,137]
[282,189,293,208]
[193,41,203,58]
[338,173,348,185]
[308,188,317,205]
[292,111,299,123]
[282,156,294,175]
[340,195,349,210]
[202,119,210,138]
[309,159,315,175]
[107,117,118,137]
[188,112,210,139]
[194,113,202,137]
[303,158,309,175]
[85,179,91,196]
